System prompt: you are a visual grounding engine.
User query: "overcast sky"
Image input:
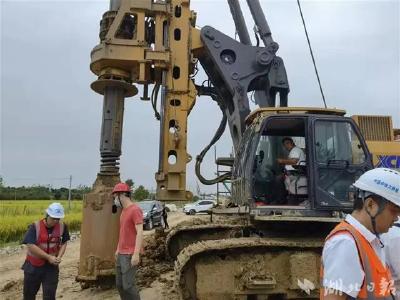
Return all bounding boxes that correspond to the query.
[1,0,399,193]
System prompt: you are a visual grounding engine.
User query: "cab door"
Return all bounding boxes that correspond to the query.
[311,117,372,210]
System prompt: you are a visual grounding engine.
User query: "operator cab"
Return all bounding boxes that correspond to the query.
[232,108,373,217]
[252,118,307,205]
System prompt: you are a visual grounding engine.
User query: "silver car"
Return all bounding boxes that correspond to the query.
[183,200,216,215]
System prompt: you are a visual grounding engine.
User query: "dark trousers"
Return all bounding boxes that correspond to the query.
[116,254,140,300]
[163,216,169,229]
[269,174,287,204]
[22,262,59,300]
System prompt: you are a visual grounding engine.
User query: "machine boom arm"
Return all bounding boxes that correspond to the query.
[195,0,289,152]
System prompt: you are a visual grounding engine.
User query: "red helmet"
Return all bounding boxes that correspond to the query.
[112,182,131,194]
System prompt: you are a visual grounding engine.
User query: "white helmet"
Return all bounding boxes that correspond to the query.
[353,168,400,207]
[46,202,65,218]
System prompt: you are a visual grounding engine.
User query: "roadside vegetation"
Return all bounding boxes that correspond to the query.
[0,200,82,245]
[0,176,183,245]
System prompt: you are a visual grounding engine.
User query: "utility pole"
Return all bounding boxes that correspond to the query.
[68,175,72,210]
[215,146,219,204]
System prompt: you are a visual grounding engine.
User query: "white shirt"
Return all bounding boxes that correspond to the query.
[383,223,400,299]
[322,214,387,298]
[285,146,306,171]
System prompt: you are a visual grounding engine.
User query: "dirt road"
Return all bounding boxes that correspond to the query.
[0,211,205,300]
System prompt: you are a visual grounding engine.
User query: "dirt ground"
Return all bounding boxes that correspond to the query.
[0,212,208,300]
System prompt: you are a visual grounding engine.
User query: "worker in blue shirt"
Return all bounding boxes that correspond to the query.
[21,203,70,300]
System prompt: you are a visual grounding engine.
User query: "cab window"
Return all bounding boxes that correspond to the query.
[314,120,368,208]
[315,121,366,165]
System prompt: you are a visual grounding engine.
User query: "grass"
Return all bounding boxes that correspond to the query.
[0,200,82,245]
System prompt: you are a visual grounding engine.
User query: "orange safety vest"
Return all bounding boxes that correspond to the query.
[320,221,394,299]
[26,220,64,267]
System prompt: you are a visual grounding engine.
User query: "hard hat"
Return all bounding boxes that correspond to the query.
[46,202,65,218]
[112,182,131,194]
[353,168,400,207]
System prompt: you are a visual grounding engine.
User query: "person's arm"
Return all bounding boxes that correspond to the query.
[322,235,363,299]
[56,223,70,262]
[322,292,348,300]
[278,147,304,165]
[57,243,67,260]
[386,228,400,293]
[131,224,143,266]
[26,244,59,265]
[277,158,298,165]
[23,223,59,265]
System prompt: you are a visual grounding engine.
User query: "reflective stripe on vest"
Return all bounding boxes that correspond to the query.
[26,219,64,267]
[321,221,394,299]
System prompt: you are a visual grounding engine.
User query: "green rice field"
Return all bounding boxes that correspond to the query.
[0,200,82,245]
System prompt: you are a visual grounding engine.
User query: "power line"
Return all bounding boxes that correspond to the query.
[297,0,327,108]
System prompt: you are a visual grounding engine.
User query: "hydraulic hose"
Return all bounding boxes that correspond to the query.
[151,83,161,120]
[195,85,232,185]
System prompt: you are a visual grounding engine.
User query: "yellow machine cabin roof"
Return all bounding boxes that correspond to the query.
[245,107,346,125]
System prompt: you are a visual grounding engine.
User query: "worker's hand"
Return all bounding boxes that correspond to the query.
[55,256,62,264]
[277,158,283,164]
[131,253,140,267]
[115,250,118,261]
[47,255,60,266]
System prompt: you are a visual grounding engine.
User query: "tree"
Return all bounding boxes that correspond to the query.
[125,179,134,189]
[133,185,149,201]
[54,191,62,200]
[0,176,3,196]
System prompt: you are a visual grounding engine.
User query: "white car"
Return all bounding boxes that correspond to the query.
[183,200,216,215]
